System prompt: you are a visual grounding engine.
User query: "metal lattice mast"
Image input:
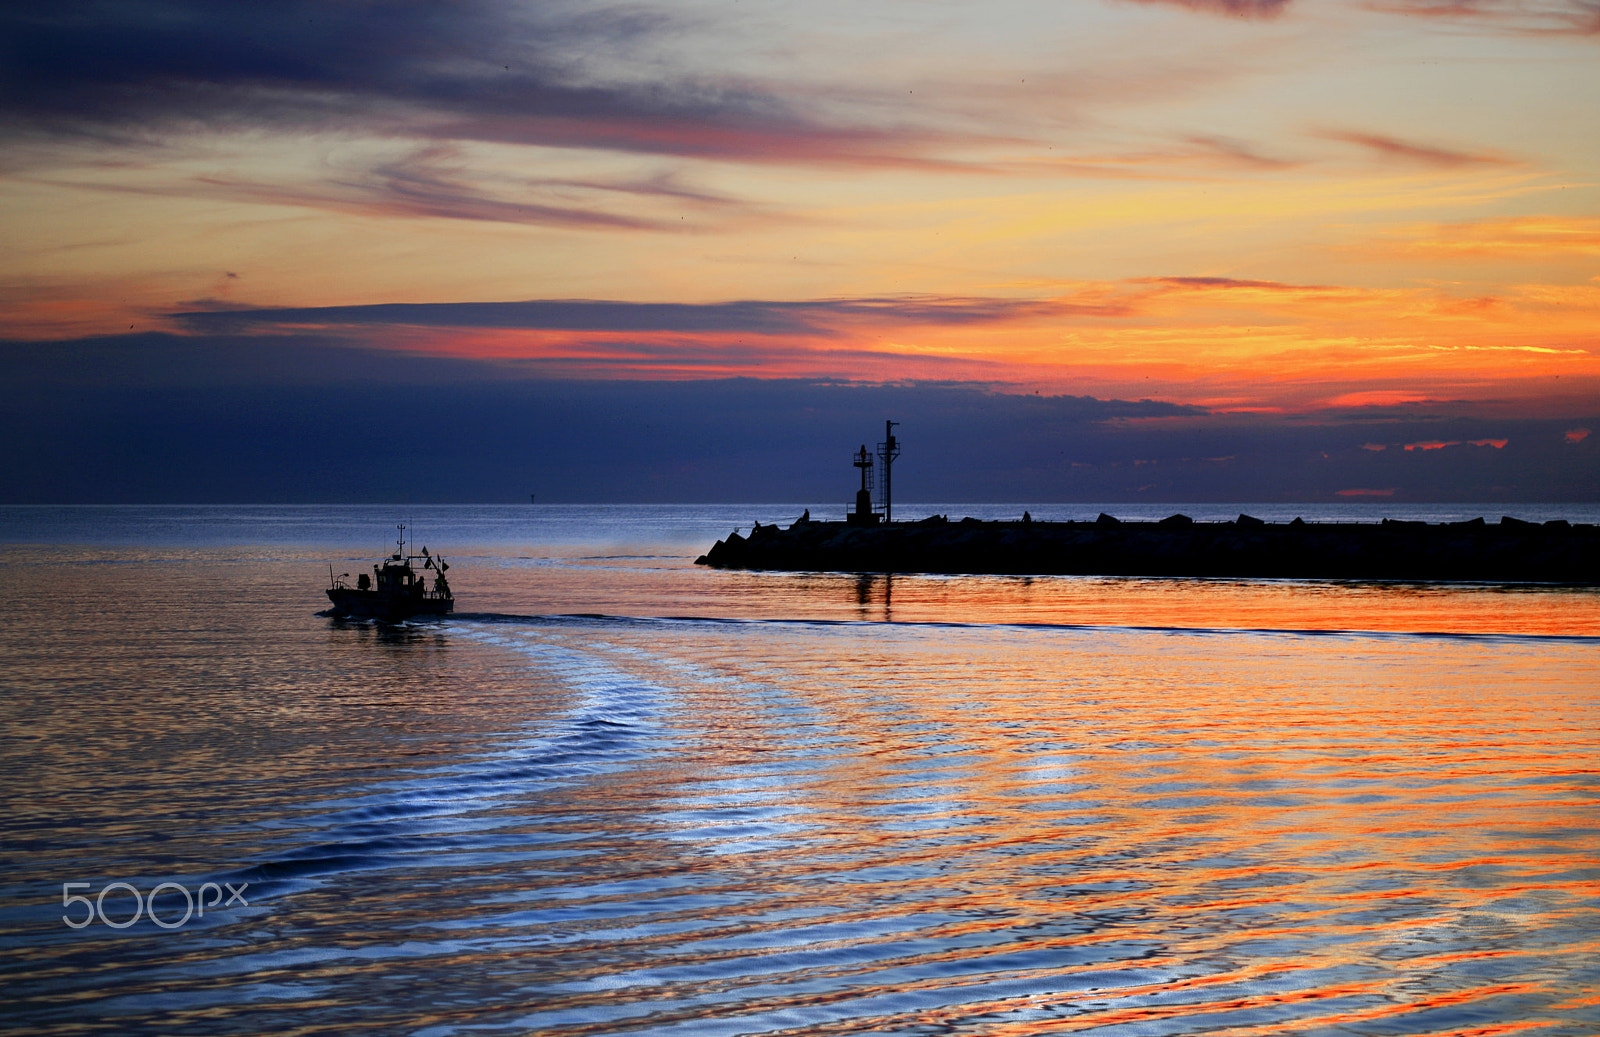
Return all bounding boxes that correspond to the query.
[877,421,900,523]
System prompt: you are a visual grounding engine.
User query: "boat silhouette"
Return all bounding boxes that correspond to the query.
[326,524,454,620]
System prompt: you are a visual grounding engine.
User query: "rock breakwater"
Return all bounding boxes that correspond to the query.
[696,513,1598,583]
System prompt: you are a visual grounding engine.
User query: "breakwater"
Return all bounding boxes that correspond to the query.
[696,513,1599,583]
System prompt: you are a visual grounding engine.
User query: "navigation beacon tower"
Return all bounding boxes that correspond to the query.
[848,444,877,526]
[877,420,900,523]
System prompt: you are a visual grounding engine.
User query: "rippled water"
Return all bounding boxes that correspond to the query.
[2,507,1597,1035]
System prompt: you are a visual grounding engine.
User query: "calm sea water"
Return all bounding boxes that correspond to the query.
[2,505,1597,1036]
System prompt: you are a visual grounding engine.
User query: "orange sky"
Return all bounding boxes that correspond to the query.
[2,0,1598,419]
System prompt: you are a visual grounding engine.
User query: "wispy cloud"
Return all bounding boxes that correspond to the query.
[1366,0,1600,36]
[990,134,1304,181]
[167,295,1133,336]
[1318,129,1518,168]
[192,171,674,233]
[1117,0,1293,19]
[1182,135,1300,170]
[0,1,1005,170]
[1125,0,1600,33]
[26,142,786,232]
[1140,276,1337,291]
[1360,216,1600,257]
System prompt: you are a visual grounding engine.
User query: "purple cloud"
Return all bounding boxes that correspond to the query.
[1117,0,1293,18]
[1140,276,1337,291]
[1318,129,1516,168]
[0,1,995,168]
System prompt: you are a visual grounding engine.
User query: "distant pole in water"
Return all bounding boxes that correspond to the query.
[877,420,900,524]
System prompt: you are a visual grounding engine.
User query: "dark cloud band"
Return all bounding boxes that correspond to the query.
[168,295,1127,336]
[0,1,969,167]
[2,330,1592,503]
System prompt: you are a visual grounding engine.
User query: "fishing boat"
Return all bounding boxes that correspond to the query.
[326,524,454,620]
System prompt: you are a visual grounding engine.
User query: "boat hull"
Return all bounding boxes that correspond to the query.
[326,587,453,621]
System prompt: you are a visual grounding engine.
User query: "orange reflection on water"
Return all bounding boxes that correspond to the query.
[814,571,1600,636]
[582,610,1598,1034]
[475,556,1600,637]
[5,542,1593,1035]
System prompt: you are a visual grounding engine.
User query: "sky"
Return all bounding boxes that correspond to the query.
[1,0,1596,503]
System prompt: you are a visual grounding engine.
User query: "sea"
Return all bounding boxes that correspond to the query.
[2,503,1597,1036]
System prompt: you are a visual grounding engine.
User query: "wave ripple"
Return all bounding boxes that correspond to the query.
[8,618,1596,1036]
